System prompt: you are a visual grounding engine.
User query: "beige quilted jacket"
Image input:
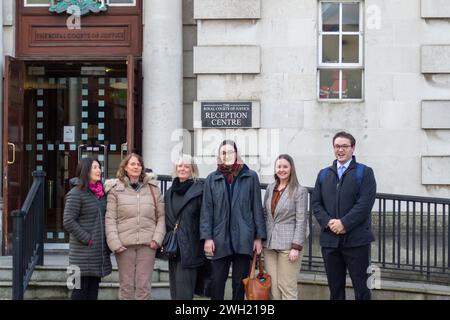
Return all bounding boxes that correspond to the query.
[105,173,166,252]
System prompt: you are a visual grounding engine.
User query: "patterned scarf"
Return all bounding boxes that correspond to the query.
[89,181,104,199]
[218,161,244,184]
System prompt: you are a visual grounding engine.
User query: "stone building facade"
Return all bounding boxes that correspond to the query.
[1,0,449,253]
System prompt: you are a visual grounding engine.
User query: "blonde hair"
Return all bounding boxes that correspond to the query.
[274,154,300,199]
[116,153,147,182]
[173,154,199,181]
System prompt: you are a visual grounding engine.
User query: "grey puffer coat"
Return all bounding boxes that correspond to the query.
[63,178,112,278]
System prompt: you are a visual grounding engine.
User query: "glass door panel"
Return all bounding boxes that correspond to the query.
[23,62,128,243]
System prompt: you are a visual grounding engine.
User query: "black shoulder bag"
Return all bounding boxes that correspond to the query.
[150,186,180,260]
[158,218,180,260]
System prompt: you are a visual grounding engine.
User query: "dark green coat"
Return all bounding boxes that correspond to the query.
[63,179,112,277]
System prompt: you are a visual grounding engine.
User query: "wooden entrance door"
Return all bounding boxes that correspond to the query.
[2,58,143,251]
[126,55,142,156]
[3,56,27,254]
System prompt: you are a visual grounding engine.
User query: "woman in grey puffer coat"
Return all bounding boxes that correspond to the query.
[63,157,112,300]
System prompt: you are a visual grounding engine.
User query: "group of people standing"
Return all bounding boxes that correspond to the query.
[63,131,376,301]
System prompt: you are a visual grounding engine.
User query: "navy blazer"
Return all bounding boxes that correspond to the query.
[312,156,377,248]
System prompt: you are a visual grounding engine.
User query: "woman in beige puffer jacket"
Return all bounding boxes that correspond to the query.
[105,153,165,300]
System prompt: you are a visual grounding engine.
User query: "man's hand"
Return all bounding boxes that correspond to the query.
[253,239,262,255]
[328,219,347,235]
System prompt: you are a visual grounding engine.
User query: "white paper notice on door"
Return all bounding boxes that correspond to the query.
[63,126,75,143]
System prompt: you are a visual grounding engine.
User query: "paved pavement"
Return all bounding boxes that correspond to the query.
[1,253,449,298]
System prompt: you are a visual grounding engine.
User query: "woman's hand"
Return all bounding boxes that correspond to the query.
[204,239,215,256]
[150,240,160,250]
[115,246,127,254]
[253,239,262,255]
[288,248,299,262]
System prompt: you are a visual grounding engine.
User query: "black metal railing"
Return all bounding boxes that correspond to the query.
[371,193,450,282]
[12,171,46,300]
[157,175,450,284]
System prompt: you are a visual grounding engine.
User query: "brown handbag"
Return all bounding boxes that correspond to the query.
[242,252,272,300]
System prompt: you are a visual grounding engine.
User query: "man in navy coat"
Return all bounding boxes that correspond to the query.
[312,131,377,300]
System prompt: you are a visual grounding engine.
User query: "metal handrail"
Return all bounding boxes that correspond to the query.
[12,171,46,300]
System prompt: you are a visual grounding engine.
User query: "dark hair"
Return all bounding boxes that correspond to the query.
[218,140,238,154]
[217,140,244,164]
[333,131,356,147]
[76,157,102,191]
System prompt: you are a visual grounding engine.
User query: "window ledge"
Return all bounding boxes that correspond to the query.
[317,99,365,104]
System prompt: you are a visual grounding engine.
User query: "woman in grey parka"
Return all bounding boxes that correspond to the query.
[63,157,112,300]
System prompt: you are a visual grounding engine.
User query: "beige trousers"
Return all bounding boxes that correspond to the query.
[115,245,156,300]
[263,248,304,300]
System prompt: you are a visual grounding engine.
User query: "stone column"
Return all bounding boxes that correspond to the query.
[142,0,183,175]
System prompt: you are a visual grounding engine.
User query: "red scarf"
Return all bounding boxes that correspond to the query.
[218,161,244,184]
[89,181,104,199]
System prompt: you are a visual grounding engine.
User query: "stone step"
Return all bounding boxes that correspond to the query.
[0,264,223,300]
[0,265,169,283]
[2,257,448,300]
[0,260,172,300]
[0,280,171,300]
[0,255,171,280]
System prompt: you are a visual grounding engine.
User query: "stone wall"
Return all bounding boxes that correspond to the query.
[191,0,450,198]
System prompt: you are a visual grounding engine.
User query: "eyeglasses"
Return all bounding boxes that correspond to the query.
[221,151,236,156]
[334,144,352,150]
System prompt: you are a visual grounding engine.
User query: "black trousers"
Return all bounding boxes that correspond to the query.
[210,254,252,300]
[71,276,101,300]
[322,245,371,300]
